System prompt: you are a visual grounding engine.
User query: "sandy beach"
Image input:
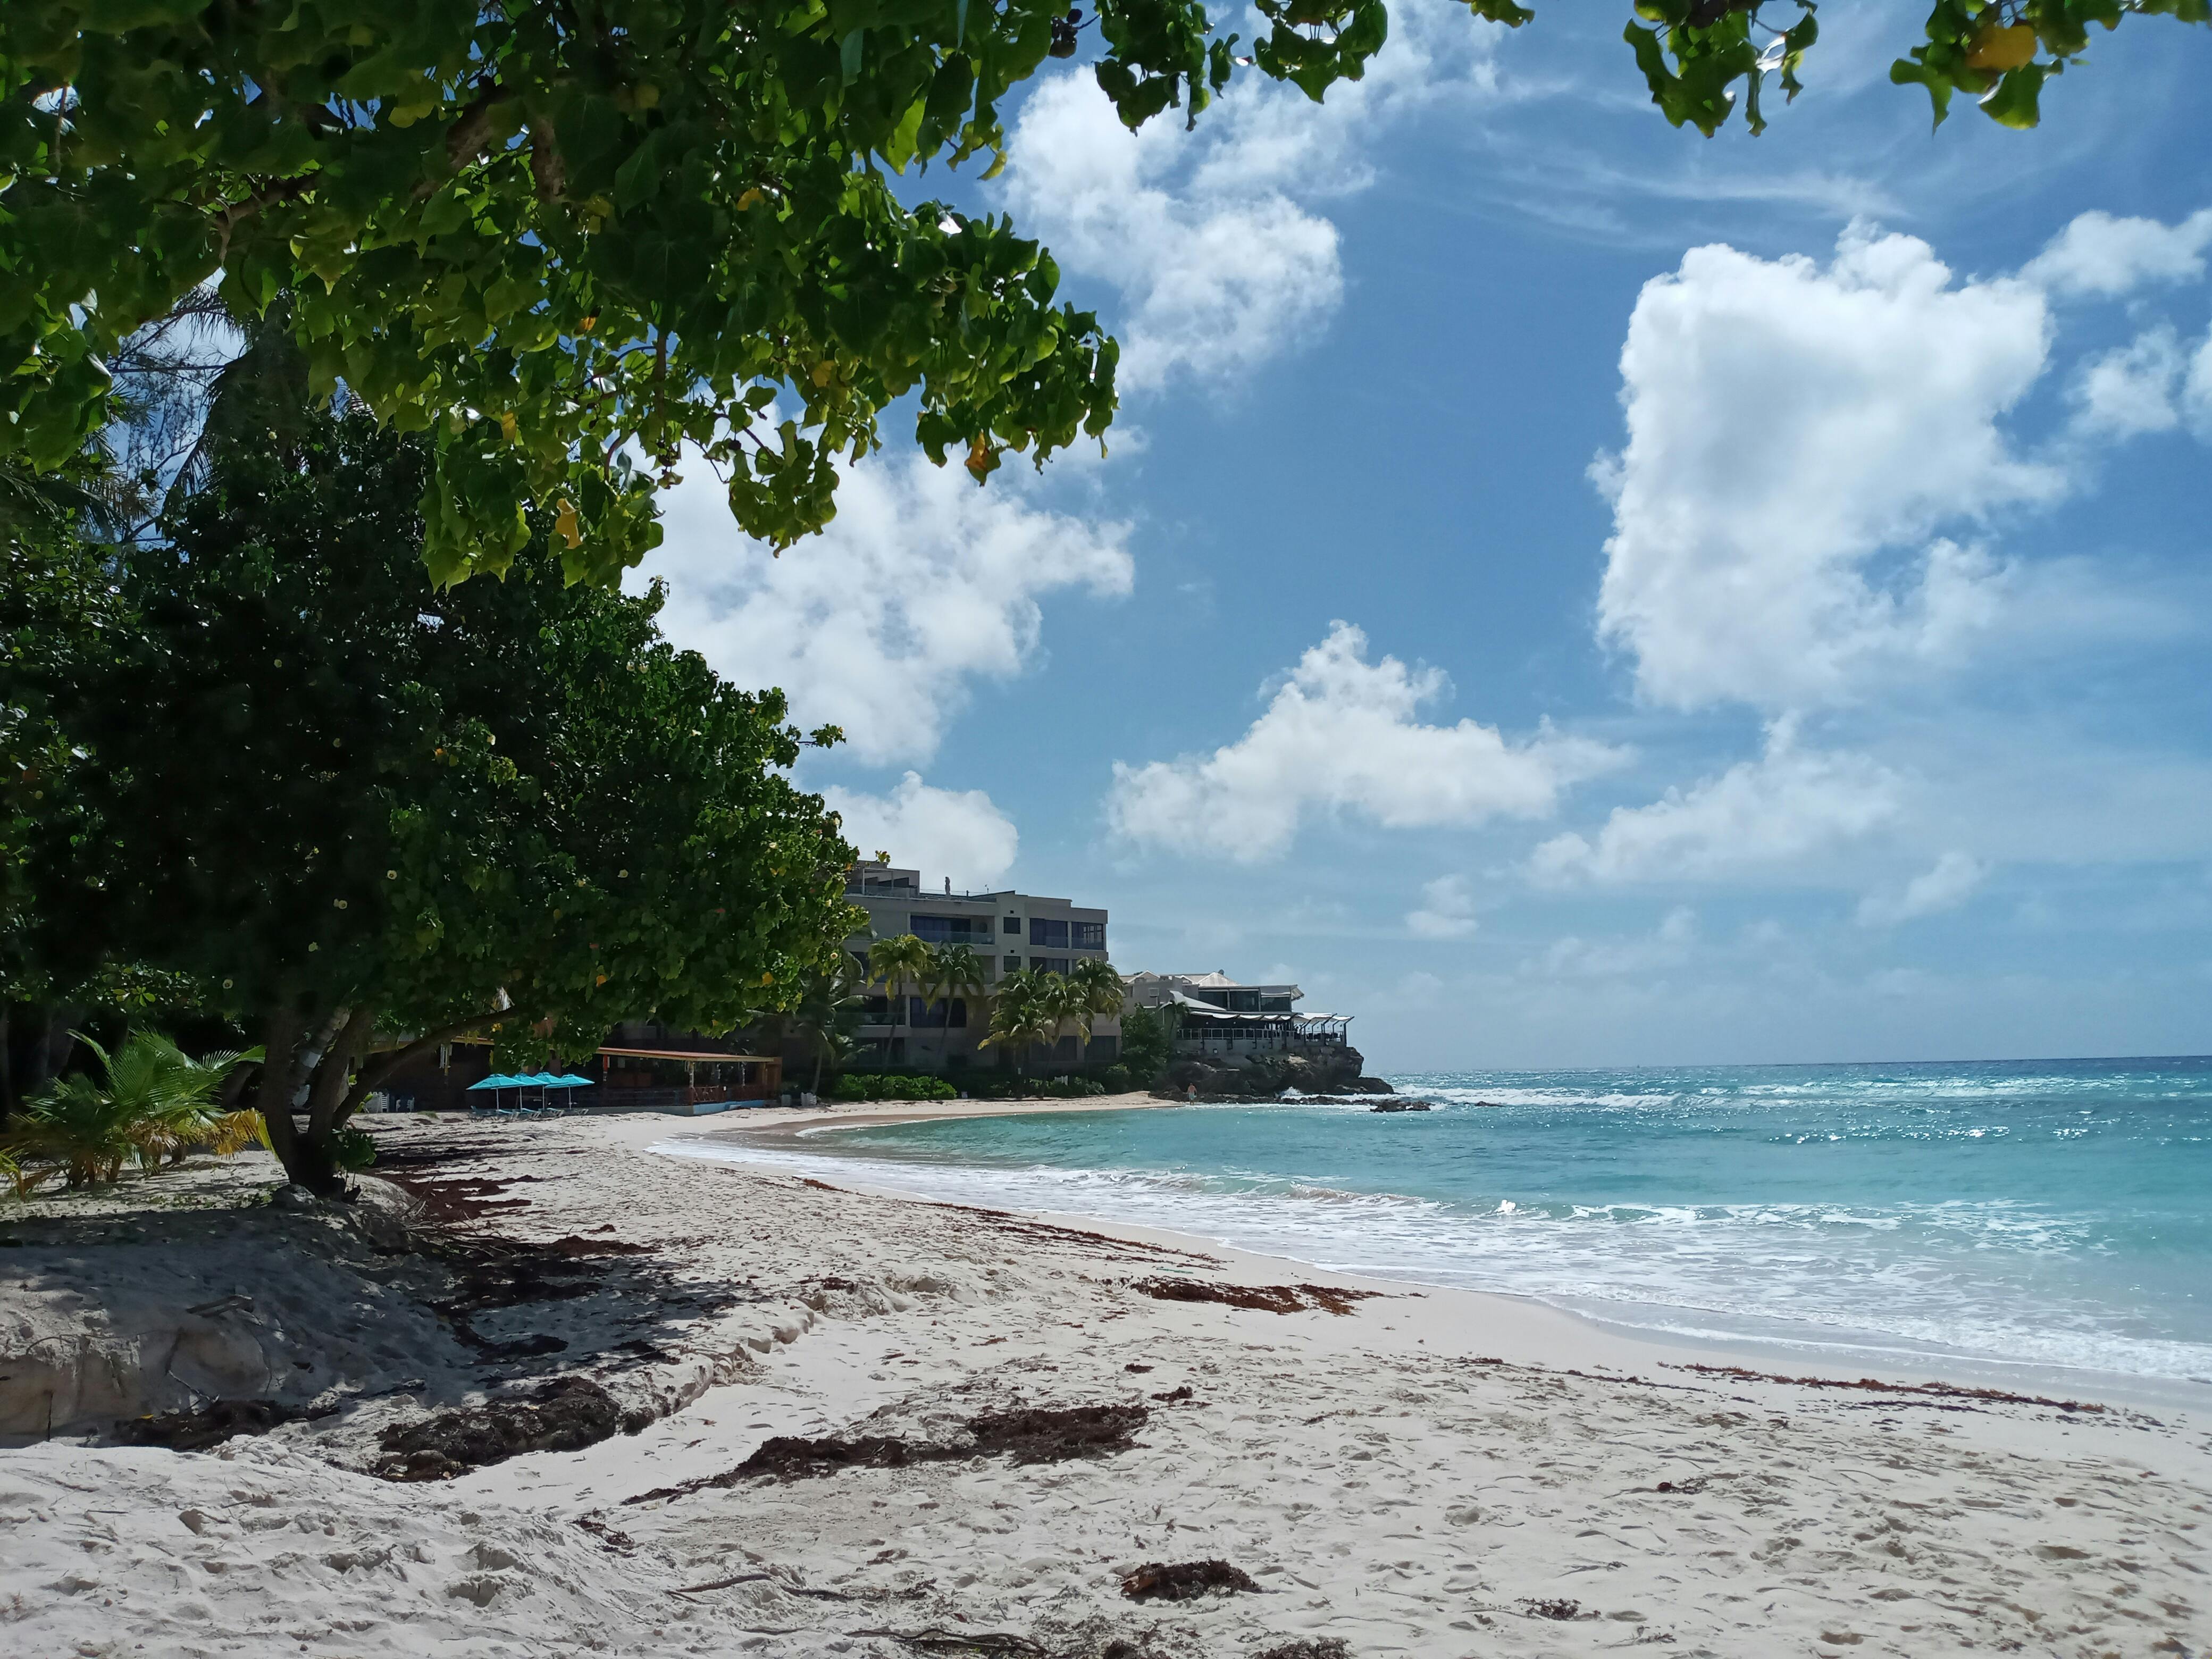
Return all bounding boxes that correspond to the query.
[5,1103,2209,1657]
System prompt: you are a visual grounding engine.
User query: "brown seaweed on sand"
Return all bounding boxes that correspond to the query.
[1119,1559,1263,1602]
[625,1402,1150,1502]
[1519,1598,1586,1621]
[113,1397,334,1452]
[1665,1363,2109,1414]
[1132,1277,1381,1317]
[373,1376,650,1480]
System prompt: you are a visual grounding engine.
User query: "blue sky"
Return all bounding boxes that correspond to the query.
[633,1,2212,1070]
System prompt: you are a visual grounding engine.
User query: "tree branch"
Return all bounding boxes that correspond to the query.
[305,1005,376,1136]
[333,1009,524,1125]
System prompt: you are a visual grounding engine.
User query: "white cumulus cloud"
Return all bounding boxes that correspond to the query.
[1855,850,1990,928]
[1529,719,1901,886]
[1109,622,1624,861]
[821,773,1020,894]
[997,0,1504,393]
[2186,330,2212,441]
[634,452,1131,765]
[1406,874,1480,940]
[2021,207,2212,299]
[1593,223,2059,712]
[2071,325,2187,439]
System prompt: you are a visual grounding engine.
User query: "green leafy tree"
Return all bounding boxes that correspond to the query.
[9,4,2198,586]
[1117,1001,1176,1087]
[10,401,859,1193]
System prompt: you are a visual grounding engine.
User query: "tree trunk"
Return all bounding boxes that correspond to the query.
[250,1002,371,1197]
[293,1006,376,1192]
[251,1003,316,1188]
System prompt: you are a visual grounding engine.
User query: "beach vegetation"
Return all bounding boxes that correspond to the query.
[751,949,869,1097]
[1117,1003,1177,1089]
[6,391,861,1197]
[7,3,2193,589]
[825,1071,959,1103]
[1,1029,262,1191]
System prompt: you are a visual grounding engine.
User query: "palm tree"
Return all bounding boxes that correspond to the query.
[1039,971,1097,1072]
[981,969,1055,1086]
[5,1032,263,1188]
[752,952,867,1096]
[928,943,992,1072]
[867,933,938,1069]
[1068,958,1126,1060]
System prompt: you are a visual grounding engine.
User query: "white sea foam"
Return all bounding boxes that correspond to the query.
[657,1132,2212,1384]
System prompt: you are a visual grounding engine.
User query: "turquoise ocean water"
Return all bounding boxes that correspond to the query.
[667,1058,2212,1394]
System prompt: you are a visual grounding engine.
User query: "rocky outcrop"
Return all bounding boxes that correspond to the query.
[1158,1046,1390,1101]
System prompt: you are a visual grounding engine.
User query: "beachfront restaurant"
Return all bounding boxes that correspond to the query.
[1166,991,1353,1060]
[591,1043,781,1115]
[381,1034,781,1115]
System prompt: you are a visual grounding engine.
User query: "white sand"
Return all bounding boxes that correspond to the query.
[5,1107,2209,1657]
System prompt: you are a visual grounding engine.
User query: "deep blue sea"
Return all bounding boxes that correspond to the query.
[670,1058,2212,1392]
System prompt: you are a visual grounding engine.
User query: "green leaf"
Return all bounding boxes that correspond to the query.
[1890,55,1956,129]
[1980,62,2049,128]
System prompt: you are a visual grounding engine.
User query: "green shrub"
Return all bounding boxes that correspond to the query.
[333,1124,379,1171]
[1118,1006,1172,1084]
[827,1072,956,1103]
[3,1030,262,1188]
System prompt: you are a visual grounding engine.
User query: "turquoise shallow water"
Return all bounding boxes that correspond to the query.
[672,1058,2212,1387]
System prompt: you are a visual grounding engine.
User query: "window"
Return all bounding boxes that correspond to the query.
[1030,957,1069,975]
[907,997,969,1028]
[1029,917,1069,948]
[1003,914,1021,934]
[1003,954,1021,973]
[1072,921,1105,950]
[910,914,987,944]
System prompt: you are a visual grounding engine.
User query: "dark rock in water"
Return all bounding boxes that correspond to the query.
[1256,1642,1353,1659]
[1369,1100,1431,1113]
[1163,1044,1385,1100]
